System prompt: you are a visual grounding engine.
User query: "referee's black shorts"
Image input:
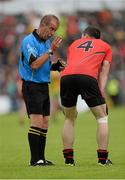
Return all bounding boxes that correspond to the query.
[60,74,105,108]
[22,80,50,117]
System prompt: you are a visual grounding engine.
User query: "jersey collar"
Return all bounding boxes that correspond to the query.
[32,29,46,42]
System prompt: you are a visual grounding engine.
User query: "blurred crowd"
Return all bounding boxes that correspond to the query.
[0,9,125,114]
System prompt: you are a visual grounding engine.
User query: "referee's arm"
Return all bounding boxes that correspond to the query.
[31,52,50,69]
[31,36,62,69]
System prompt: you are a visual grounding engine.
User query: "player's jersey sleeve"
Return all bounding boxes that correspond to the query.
[103,45,112,64]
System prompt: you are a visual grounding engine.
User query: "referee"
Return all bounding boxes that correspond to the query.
[19,15,63,166]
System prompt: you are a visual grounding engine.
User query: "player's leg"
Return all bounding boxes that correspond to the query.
[90,104,108,149]
[62,106,77,166]
[60,75,78,166]
[90,104,112,165]
[62,108,75,149]
[83,75,112,165]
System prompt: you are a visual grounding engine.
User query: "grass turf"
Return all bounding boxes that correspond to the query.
[0,106,125,179]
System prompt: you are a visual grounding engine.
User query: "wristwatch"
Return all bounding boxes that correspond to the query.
[47,49,53,56]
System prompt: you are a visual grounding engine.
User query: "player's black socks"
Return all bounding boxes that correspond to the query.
[97,149,108,164]
[28,126,41,165]
[63,148,74,164]
[39,129,48,160]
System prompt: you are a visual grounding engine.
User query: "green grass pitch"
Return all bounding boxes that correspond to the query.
[0,106,125,179]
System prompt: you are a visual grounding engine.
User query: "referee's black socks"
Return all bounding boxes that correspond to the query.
[28,126,41,165]
[28,127,48,165]
[39,129,48,160]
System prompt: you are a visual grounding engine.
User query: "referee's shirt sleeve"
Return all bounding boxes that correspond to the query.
[25,42,38,65]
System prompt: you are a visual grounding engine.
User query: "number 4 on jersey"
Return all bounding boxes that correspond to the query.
[77,41,93,51]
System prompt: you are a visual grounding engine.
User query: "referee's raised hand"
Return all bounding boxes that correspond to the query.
[51,36,62,52]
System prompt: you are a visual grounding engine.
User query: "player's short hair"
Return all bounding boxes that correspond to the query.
[83,26,101,39]
[40,14,59,26]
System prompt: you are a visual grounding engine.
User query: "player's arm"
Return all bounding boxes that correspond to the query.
[31,36,62,69]
[98,60,110,96]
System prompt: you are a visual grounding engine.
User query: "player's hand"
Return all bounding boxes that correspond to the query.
[58,58,67,71]
[51,58,66,72]
[100,89,105,97]
[51,36,62,52]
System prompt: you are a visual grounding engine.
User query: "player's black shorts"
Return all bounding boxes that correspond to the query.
[60,74,105,107]
[22,80,50,116]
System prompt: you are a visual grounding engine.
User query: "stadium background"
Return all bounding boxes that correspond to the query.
[0,0,125,114]
[0,0,125,179]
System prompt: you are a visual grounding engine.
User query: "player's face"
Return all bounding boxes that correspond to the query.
[41,19,59,40]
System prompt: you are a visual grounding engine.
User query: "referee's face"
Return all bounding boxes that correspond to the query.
[41,19,59,40]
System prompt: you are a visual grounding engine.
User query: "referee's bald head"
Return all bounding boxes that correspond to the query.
[40,14,59,27]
